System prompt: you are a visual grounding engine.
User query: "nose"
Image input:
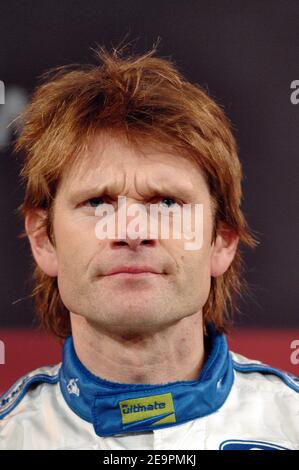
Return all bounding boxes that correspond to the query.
[109,200,157,251]
[110,236,157,250]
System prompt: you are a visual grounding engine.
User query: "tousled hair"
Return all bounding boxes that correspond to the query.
[15,41,258,339]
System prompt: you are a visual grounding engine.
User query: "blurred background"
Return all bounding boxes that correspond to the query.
[0,0,298,392]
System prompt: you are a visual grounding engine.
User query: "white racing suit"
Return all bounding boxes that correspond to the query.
[0,325,298,450]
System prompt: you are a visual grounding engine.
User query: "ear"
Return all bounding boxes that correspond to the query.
[211,225,239,277]
[25,210,58,277]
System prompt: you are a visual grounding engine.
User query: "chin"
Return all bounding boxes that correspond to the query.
[97,306,167,329]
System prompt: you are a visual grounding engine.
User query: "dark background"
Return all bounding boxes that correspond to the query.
[0,0,298,329]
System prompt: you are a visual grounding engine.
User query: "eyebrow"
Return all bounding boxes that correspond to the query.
[68,180,196,204]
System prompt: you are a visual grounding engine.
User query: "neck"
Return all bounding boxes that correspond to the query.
[70,311,205,385]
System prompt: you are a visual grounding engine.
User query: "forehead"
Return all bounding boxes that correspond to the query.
[59,130,209,197]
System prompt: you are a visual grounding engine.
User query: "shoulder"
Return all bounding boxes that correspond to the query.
[0,363,61,420]
[230,350,299,395]
[227,351,299,447]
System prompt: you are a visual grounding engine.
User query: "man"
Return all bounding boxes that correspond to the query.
[0,45,298,450]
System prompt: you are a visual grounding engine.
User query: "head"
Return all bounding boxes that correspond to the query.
[16,44,257,339]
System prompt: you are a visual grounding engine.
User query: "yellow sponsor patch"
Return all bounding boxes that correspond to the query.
[119,392,176,426]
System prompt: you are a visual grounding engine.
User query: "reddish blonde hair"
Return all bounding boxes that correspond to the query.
[15,43,258,339]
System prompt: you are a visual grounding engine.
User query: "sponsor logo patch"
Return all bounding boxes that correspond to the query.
[119,392,176,430]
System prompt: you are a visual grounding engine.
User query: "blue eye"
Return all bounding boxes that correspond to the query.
[87,197,106,208]
[85,196,179,209]
[160,197,178,207]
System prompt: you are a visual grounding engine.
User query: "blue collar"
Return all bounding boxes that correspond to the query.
[59,325,234,437]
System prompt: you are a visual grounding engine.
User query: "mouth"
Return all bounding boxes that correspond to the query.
[104,265,164,278]
[106,272,161,279]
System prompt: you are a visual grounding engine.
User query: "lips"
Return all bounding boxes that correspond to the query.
[105,265,162,276]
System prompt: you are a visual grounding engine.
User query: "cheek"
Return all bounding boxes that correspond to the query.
[179,207,214,277]
[54,214,99,276]
[164,236,212,282]
[186,248,213,308]
[179,207,214,289]
[185,248,212,281]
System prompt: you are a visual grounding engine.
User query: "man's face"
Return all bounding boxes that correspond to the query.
[50,131,216,335]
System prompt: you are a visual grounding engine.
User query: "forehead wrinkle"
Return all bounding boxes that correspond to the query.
[133,165,195,200]
[65,165,127,201]
[87,170,127,197]
[64,135,200,202]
